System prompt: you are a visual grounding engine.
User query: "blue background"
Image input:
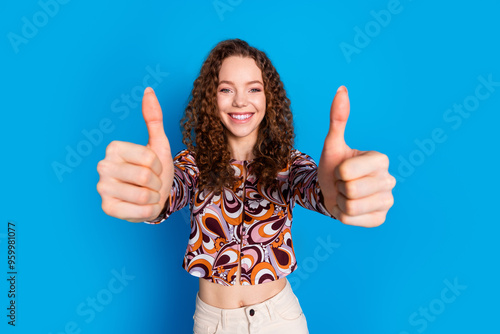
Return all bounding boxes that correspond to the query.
[1,0,499,333]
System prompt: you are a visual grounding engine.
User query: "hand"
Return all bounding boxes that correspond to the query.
[318,86,396,227]
[96,87,174,222]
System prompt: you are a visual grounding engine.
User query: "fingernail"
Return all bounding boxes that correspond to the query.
[337,86,347,93]
[144,87,154,94]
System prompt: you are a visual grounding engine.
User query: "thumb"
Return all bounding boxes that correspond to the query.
[142,87,168,149]
[142,87,174,207]
[320,85,352,178]
[318,86,353,214]
[327,85,350,147]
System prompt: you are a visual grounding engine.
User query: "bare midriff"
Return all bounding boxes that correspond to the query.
[198,261,287,309]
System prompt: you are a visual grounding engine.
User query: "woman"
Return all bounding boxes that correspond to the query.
[96,39,395,333]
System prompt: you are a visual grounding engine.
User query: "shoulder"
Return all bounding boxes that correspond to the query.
[281,149,318,182]
[289,149,318,168]
[173,149,198,172]
[173,149,195,161]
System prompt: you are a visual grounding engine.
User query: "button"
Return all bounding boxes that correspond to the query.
[249,309,255,316]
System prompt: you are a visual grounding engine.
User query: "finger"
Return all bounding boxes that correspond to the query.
[331,205,388,228]
[335,151,389,181]
[109,162,162,191]
[104,141,162,176]
[336,191,394,216]
[97,179,160,205]
[336,174,396,199]
[142,87,168,147]
[102,197,162,222]
[327,86,350,146]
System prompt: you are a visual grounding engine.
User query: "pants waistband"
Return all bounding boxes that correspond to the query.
[195,279,295,327]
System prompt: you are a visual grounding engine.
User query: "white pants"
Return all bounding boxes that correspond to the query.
[193,280,309,334]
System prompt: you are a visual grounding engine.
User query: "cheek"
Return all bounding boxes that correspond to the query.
[216,95,223,110]
[250,95,266,111]
[217,95,232,111]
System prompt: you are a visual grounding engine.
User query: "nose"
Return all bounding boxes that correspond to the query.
[232,91,248,108]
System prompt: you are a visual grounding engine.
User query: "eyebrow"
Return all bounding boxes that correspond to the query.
[218,80,263,86]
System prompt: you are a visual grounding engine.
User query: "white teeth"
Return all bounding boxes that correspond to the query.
[231,114,252,120]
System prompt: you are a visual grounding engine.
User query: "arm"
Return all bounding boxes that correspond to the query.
[144,150,198,224]
[289,151,335,218]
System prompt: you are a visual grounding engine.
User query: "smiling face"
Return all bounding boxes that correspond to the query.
[217,56,266,152]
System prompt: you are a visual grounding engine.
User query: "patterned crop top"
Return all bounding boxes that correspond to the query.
[145,149,334,286]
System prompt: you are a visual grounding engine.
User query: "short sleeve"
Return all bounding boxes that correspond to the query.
[144,150,198,224]
[288,150,335,219]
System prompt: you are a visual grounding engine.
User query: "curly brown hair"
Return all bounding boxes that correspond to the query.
[181,39,294,192]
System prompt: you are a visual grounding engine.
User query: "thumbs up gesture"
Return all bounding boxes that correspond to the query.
[97,87,174,222]
[318,86,396,227]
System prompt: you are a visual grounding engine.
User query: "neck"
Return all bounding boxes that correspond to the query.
[227,135,257,161]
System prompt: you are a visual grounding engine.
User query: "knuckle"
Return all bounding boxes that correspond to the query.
[152,191,161,203]
[136,189,151,205]
[344,200,358,216]
[384,193,395,209]
[338,162,350,180]
[376,212,387,226]
[335,210,346,223]
[377,153,390,169]
[141,149,156,167]
[101,200,113,215]
[339,212,353,226]
[106,141,119,156]
[345,181,357,198]
[137,169,152,185]
[366,215,384,228]
[96,160,108,175]
[387,175,397,189]
[96,181,105,195]
[140,205,156,220]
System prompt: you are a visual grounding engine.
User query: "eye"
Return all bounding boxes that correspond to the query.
[219,88,231,93]
[250,88,262,93]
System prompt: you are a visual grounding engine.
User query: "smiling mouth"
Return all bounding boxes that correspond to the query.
[229,113,253,120]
